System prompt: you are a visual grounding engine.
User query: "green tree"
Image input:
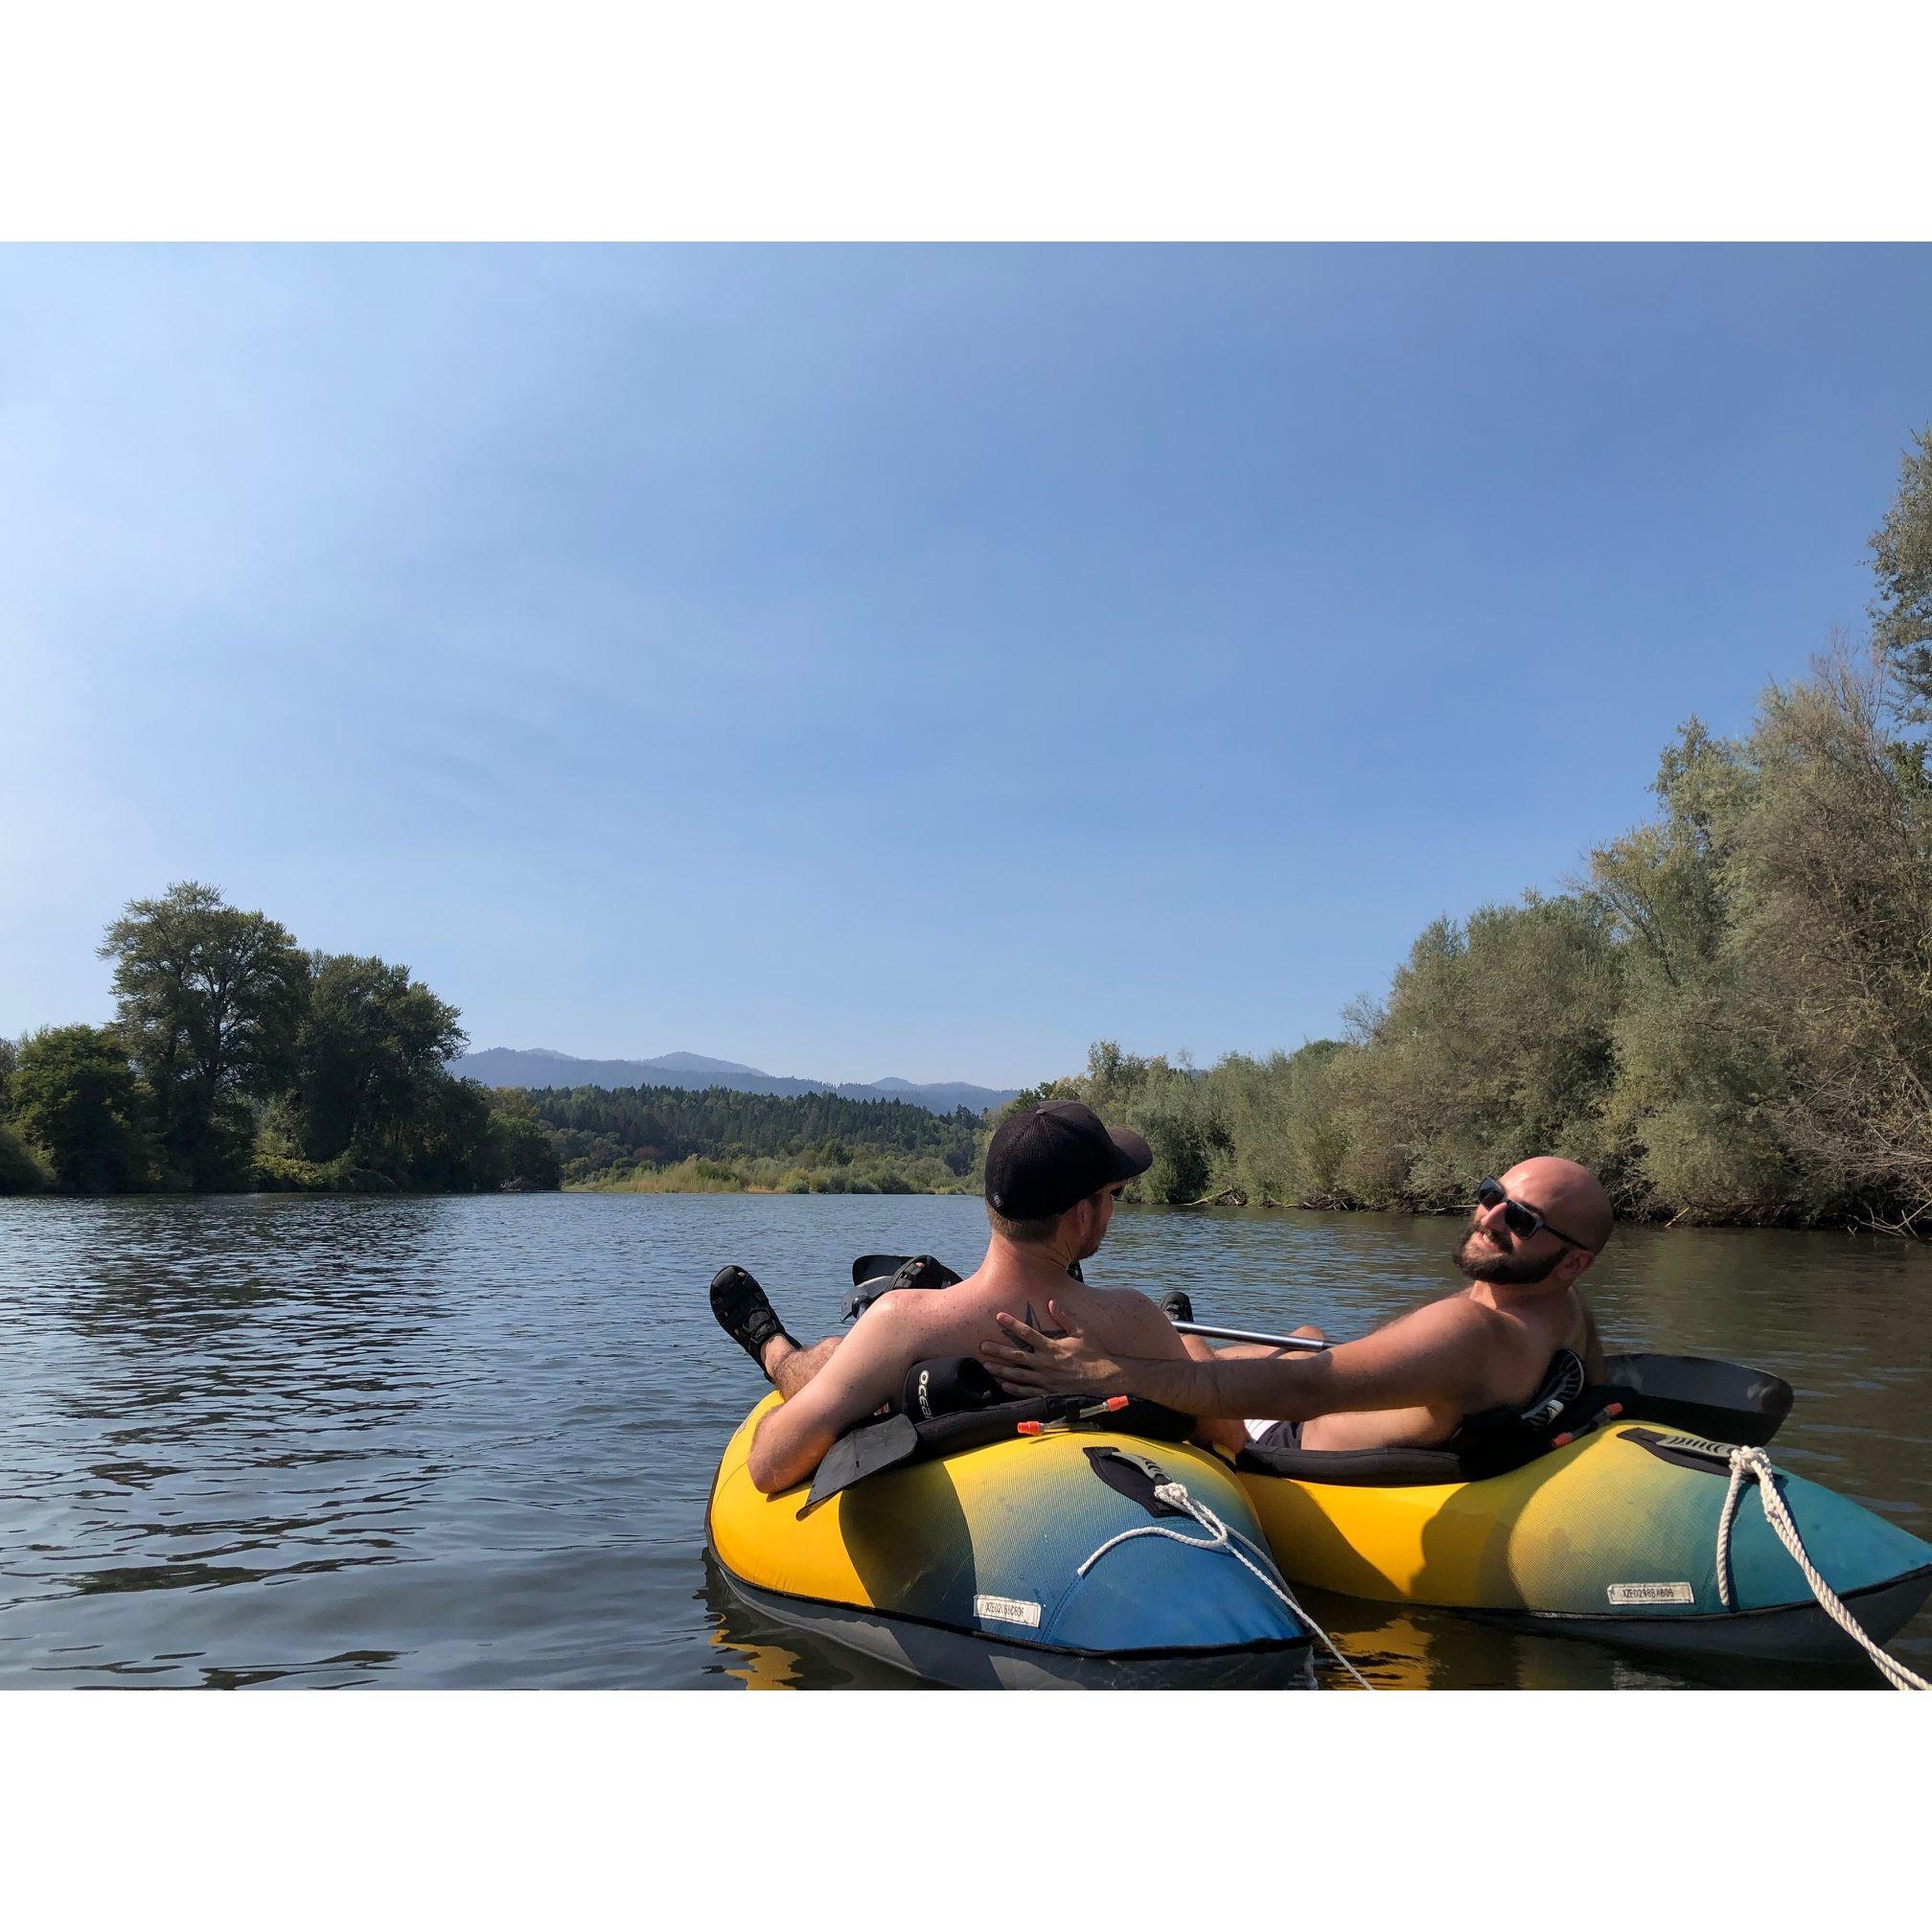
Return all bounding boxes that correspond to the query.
[10,1024,151,1192]
[1870,426,1932,721]
[1723,656,1932,1228]
[485,1088,563,1190]
[1210,1042,1355,1208]
[295,952,467,1167]
[404,1078,497,1190]
[1591,722,1797,1220]
[0,1124,46,1192]
[0,1037,48,1194]
[1340,894,1622,1208]
[1590,651,1932,1227]
[100,882,308,1188]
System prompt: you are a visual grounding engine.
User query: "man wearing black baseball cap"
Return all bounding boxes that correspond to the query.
[708,1099,1204,1493]
[982,1098,1156,1229]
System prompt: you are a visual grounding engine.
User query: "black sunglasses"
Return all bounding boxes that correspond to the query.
[1475,1177,1590,1251]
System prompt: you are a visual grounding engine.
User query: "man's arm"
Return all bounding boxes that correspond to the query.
[1079,1287,1251,1455]
[982,1296,1495,1422]
[746,1296,915,1495]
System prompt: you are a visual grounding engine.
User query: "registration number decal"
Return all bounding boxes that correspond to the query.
[975,1594,1043,1627]
[1607,1581,1695,1606]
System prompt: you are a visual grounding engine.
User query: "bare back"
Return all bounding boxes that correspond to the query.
[870,1272,1175,1388]
[746,1254,1185,1492]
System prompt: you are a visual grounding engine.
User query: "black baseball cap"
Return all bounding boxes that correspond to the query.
[984,1100,1153,1220]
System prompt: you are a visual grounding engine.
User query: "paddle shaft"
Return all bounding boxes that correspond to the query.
[1171,1320,1329,1353]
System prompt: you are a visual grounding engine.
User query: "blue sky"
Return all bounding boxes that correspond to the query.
[3,245,1928,1088]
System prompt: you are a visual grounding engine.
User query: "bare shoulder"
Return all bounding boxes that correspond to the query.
[1069,1283,1175,1346]
[844,1287,935,1349]
[1383,1291,1505,1342]
[1358,1292,1505,1373]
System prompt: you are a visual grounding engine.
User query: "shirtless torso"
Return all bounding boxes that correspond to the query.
[1297,1281,1603,1451]
[746,1256,1187,1493]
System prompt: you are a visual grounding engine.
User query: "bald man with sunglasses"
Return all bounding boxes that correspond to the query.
[983,1157,1614,1455]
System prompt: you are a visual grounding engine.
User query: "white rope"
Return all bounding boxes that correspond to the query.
[1715,1445,1929,1691]
[1077,1479,1376,1690]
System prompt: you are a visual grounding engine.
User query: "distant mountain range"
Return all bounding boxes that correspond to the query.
[449,1047,1020,1117]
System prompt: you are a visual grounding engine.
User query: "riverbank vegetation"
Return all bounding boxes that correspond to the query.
[0,886,559,1195]
[1024,431,1932,1234]
[538,1084,978,1194]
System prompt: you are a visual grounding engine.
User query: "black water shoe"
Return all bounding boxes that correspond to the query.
[710,1265,795,1372]
[1159,1289,1195,1324]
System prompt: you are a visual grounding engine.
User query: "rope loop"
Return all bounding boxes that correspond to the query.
[1076,1478,1375,1690]
[1715,1445,1928,1691]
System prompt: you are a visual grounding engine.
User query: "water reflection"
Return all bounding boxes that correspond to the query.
[701,1553,925,1690]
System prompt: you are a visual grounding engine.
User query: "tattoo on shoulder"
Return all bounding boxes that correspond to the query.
[1024,1301,1067,1340]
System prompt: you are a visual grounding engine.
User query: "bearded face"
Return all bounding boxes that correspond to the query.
[1453,1218,1565,1286]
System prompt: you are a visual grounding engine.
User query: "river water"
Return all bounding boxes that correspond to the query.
[2,1192,1927,1690]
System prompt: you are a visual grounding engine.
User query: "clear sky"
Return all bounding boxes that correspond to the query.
[3,245,1928,1088]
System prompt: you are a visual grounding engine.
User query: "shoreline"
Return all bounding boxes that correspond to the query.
[4,1181,1914,1236]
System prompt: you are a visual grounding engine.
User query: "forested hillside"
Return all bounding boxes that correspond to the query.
[453,1046,1017,1116]
[537,1084,980,1192]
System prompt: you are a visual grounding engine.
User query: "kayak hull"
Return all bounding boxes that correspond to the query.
[708,1392,1313,1689]
[1460,1568,1932,1664]
[1239,1419,1932,1665]
[712,1569,1315,1689]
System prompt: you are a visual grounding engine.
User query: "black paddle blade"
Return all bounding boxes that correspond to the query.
[801,1413,921,1513]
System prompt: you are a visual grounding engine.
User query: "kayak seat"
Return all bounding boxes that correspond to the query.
[1235,1350,1797,1486]
[840,1250,1080,1322]
[1237,1348,1594,1486]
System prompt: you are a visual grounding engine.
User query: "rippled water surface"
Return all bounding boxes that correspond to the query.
[3,1193,1928,1690]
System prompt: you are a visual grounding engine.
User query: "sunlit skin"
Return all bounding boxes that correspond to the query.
[744,1184,1203,1494]
[981,1158,1612,1452]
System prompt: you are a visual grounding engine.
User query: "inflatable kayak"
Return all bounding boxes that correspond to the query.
[1236,1355,1932,1665]
[706,1386,1315,1689]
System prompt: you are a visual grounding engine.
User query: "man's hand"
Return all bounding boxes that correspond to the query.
[980,1300,1129,1398]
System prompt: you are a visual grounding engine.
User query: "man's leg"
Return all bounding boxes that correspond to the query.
[1179,1327,1326,1455]
[761,1333,840,1400]
[711,1267,850,1401]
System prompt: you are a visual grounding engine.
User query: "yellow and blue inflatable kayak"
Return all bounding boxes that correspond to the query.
[710,1252,1932,1683]
[1236,1356,1932,1664]
[707,1390,1315,1689]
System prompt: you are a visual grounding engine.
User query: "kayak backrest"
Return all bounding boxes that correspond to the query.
[840,1251,1080,1322]
[1598,1352,1792,1446]
[840,1254,964,1323]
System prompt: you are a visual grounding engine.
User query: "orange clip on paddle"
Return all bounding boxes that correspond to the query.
[1018,1396,1128,1437]
[1551,1400,1622,1449]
